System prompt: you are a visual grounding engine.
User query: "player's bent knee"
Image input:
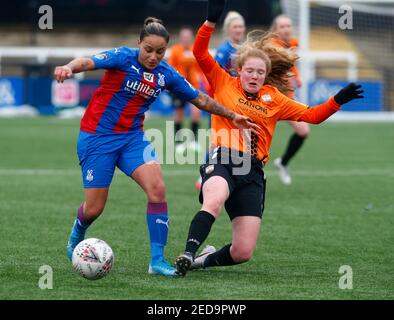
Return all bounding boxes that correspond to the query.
[297,125,310,138]
[202,196,224,217]
[84,204,105,218]
[300,129,310,138]
[230,246,254,263]
[146,182,166,203]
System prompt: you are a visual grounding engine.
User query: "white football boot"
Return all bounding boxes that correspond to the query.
[191,245,216,270]
[274,158,292,185]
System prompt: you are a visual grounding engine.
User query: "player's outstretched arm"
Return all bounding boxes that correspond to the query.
[191,91,259,133]
[193,0,226,71]
[54,57,95,83]
[299,83,364,124]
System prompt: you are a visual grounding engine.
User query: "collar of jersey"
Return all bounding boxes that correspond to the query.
[236,78,265,101]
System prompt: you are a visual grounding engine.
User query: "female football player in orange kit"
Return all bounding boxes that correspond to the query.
[271,14,310,185]
[194,10,246,191]
[175,0,364,276]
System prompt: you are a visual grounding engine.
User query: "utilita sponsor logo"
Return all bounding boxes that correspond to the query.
[125,80,161,98]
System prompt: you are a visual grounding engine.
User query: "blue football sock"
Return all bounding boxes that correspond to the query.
[146,202,169,263]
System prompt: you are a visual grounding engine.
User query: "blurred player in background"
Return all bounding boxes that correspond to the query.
[215,10,246,74]
[54,17,255,277]
[271,14,310,185]
[195,10,246,190]
[175,0,364,276]
[167,27,207,152]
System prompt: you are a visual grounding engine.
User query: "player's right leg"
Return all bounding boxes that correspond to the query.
[173,96,187,153]
[195,117,211,191]
[66,188,109,260]
[188,104,202,152]
[275,121,310,185]
[175,173,230,276]
[67,131,117,260]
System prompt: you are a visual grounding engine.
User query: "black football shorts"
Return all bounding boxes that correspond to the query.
[199,147,267,220]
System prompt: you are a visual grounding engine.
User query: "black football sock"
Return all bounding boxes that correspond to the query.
[191,121,200,140]
[184,210,215,257]
[174,122,182,143]
[281,133,306,166]
[203,244,241,267]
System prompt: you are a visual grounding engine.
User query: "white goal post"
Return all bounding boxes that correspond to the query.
[0,47,111,78]
[281,0,394,108]
[0,47,214,77]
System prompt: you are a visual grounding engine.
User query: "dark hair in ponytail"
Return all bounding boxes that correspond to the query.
[140,17,170,43]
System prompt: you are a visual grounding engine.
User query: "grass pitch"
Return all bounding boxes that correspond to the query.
[0,116,393,300]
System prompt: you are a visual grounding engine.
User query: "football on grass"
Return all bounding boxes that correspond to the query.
[72,238,114,280]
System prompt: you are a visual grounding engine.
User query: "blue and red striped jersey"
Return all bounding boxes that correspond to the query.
[80,47,199,134]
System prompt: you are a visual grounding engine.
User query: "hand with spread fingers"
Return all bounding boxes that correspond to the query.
[334,82,364,105]
[232,114,260,135]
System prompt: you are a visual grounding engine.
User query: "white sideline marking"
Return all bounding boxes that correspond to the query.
[0,168,392,177]
[328,112,394,123]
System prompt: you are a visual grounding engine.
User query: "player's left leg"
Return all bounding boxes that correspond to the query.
[117,134,178,276]
[173,96,187,154]
[194,168,266,269]
[131,161,179,276]
[174,107,184,142]
[275,121,310,185]
[189,104,201,151]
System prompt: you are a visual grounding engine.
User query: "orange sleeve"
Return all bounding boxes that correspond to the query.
[193,23,230,92]
[276,89,341,123]
[299,97,341,124]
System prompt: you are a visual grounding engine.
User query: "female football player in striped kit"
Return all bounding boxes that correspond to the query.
[54,17,257,277]
[215,10,246,74]
[175,0,364,276]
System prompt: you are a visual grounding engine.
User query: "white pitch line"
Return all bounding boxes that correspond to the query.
[0,168,393,177]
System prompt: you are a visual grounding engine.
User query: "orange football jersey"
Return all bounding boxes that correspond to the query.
[194,24,340,164]
[167,43,203,89]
